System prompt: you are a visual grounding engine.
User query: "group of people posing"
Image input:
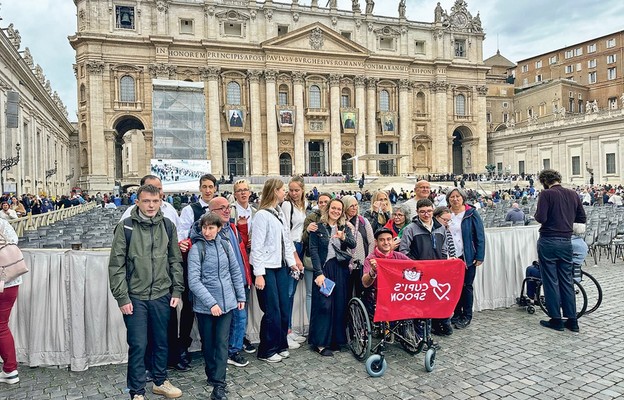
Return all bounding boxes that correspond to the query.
[106,174,486,400]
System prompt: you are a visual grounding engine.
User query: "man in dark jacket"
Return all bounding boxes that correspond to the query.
[504,203,525,223]
[108,184,184,400]
[534,169,586,332]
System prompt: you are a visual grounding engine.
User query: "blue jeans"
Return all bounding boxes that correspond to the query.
[538,236,576,319]
[256,267,290,359]
[197,311,233,388]
[123,294,171,397]
[228,287,250,357]
[287,242,304,329]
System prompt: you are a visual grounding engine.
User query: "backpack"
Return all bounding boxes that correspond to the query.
[122,216,174,283]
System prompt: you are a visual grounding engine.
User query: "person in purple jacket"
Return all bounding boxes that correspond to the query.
[534,169,586,333]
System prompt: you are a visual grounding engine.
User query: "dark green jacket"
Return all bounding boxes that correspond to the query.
[108,207,184,307]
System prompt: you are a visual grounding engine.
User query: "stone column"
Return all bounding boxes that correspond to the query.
[354,75,367,175]
[366,78,378,175]
[142,130,153,176]
[323,139,329,173]
[248,70,263,175]
[474,85,488,174]
[104,130,116,180]
[329,74,342,173]
[86,61,106,177]
[304,139,310,174]
[398,79,411,175]
[244,140,250,175]
[293,72,306,175]
[222,140,228,175]
[265,70,279,175]
[201,66,223,176]
[430,80,448,173]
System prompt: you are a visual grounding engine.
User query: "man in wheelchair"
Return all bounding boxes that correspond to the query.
[362,228,411,316]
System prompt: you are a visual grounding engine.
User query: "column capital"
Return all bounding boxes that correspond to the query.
[264,69,278,82]
[354,75,367,88]
[366,77,378,89]
[329,74,342,86]
[143,130,153,141]
[104,130,116,141]
[149,63,177,79]
[247,69,263,83]
[86,61,105,75]
[199,66,220,80]
[399,79,411,91]
[292,71,306,84]
[429,80,448,93]
[475,85,488,96]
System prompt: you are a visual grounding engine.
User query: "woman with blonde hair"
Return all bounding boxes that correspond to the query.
[308,198,356,356]
[280,176,307,348]
[250,179,297,363]
[341,195,375,298]
[363,190,392,232]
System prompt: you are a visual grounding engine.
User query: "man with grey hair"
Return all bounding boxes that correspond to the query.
[505,203,525,223]
[404,180,431,219]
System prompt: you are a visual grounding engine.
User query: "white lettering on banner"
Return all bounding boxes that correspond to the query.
[389,279,453,303]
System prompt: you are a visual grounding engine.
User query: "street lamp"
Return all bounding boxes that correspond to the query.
[66,168,74,181]
[0,143,21,194]
[46,160,58,195]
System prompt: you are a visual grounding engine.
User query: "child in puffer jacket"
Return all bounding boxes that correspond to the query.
[187,212,245,400]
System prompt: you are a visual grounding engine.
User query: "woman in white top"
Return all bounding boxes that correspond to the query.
[250,179,297,363]
[0,219,21,384]
[280,176,307,349]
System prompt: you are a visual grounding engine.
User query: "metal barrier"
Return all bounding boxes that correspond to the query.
[8,202,99,237]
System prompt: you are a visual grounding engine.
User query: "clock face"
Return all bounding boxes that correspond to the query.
[452,12,468,28]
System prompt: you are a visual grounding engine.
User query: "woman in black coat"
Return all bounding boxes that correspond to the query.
[308,199,356,356]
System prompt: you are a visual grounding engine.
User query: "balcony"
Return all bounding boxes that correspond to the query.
[305,107,329,118]
[114,100,143,111]
[454,114,473,122]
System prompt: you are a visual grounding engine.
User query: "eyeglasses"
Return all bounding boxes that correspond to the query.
[393,213,405,217]
[235,188,250,193]
[418,210,433,214]
[439,217,451,223]
[210,205,230,213]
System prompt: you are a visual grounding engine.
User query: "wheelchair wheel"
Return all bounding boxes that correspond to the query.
[424,348,436,372]
[346,297,372,361]
[365,354,387,377]
[527,305,536,314]
[581,270,602,314]
[397,320,425,355]
[536,280,588,318]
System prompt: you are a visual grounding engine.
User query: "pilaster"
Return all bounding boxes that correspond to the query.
[293,72,306,175]
[329,74,342,174]
[366,78,378,175]
[265,70,279,175]
[248,70,263,175]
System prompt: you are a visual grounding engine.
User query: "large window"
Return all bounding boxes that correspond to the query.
[587,43,597,53]
[226,81,241,105]
[588,59,596,68]
[608,67,617,80]
[607,54,617,64]
[454,39,466,57]
[341,88,351,108]
[309,85,321,108]
[588,71,597,84]
[543,159,551,170]
[116,6,135,30]
[572,156,581,175]
[455,94,466,115]
[379,90,390,111]
[606,153,616,174]
[120,75,135,102]
[278,84,289,106]
[535,60,542,68]
[607,38,616,48]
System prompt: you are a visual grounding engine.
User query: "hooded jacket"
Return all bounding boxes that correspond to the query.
[108,207,184,307]
[187,222,245,315]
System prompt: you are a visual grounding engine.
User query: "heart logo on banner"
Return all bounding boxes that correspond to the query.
[432,283,451,300]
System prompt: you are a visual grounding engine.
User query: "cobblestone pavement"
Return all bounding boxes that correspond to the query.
[2,261,623,400]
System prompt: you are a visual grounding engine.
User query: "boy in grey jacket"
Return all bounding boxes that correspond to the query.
[187,212,245,400]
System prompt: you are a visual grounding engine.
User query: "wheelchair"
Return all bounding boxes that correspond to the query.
[516,261,602,317]
[345,296,437,377]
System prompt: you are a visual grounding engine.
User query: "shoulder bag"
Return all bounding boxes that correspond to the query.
[0,233,29,292]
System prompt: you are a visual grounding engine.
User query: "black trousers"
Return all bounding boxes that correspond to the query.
[196,312,233,388]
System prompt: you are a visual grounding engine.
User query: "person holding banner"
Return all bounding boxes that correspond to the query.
[446,188,485,330]
[308,199,356,357]
[362,227,410,316]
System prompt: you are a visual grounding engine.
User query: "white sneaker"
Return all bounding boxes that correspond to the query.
[278,350,290,358]
[0,370,19,384]
[288,331,306,344]
[259,353,283,363]
[287,336,301,349]
[132,395,145,400]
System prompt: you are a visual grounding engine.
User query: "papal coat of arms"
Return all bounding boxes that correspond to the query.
[309,27,324,50]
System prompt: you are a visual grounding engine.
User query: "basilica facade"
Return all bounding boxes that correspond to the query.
[71,0,488,191]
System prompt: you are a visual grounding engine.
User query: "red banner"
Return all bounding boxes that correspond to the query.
[373,258,466,322]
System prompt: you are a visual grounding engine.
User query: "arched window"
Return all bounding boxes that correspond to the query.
[120,75,135,102]
[309,85,321,108]
[341,88,351,108]
[278,84,289,106]
[379,89,390,111]
[226,81,241,105]
[80,84,86,103]
[455,94,466,116]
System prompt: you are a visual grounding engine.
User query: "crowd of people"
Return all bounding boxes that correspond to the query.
[0,168,610,400]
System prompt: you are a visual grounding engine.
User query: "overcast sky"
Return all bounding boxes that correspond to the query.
[2,0,622,123]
